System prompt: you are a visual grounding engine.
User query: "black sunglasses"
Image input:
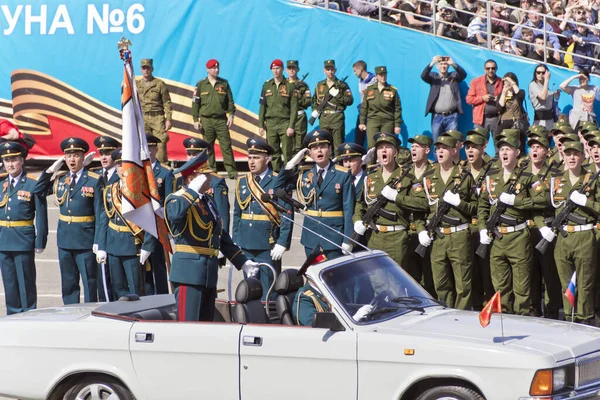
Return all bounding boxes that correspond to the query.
[485,67,497,70]
[535,70,545,74]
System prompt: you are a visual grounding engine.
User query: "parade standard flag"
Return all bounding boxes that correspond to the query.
[566,272,577,308]
[118,40,172,254]
[479,291,502,328]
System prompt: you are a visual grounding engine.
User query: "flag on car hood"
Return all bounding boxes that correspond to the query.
[479,291,502,328]
[297,245,327,276]
[565,272,576,308]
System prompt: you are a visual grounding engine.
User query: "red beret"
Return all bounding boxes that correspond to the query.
[206,59,219,69]
[270,59,283,69]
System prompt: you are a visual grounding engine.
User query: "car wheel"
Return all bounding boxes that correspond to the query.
[62,376,135,400]
[415,385,485,400]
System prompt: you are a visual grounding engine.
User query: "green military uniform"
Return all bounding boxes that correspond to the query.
[136,59,172,164]
[478,134,535,315]
[258,71,298,173]
[191,65,238,179]
[312,60,353,153]
[287,60,312,153]
[359,66,402,149]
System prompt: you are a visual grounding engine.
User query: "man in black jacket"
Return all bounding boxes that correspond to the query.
[421,56,467,142]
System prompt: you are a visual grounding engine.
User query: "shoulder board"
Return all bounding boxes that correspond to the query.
[299,165,312,171]
[521,172,533,177]
[265,78,273,83]
[89,166,102,172]
[366,82,378,89]
[0,172,8,181]
[487,169,500,176]
[172,188,186,197]
[160,163,173,170]
[56,171,68,179]
[390,85,397,90]
[553,171,565,178]
[209,172,222,178]
[423,169,436,177]
[87,171,100,179]
[26,174,38,181]
[217,77,228,83]
[366,164,379,174]
[197,79,206,85]
[334,165,348,172]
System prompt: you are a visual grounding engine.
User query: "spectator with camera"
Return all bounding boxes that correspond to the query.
[498,72,529,150]
[466,59,504,141]
[529,64,560,130]
[560,70,600,128]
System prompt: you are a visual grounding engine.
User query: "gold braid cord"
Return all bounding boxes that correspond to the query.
[235,177,252,210]
[296,172,315,206]
[53,177,68,206]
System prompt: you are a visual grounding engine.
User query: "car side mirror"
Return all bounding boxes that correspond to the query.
[312,312,345,331]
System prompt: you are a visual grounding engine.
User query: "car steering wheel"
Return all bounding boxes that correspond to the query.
[369,290,394,313]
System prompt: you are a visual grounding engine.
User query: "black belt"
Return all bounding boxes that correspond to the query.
[534,109,554,121]
[435,110,457,116]
[144,111,164,117]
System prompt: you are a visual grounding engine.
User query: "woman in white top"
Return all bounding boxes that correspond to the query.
[560,70,600,129]
[529,64,560,130]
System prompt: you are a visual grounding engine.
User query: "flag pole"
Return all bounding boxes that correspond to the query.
[500,310,505,345]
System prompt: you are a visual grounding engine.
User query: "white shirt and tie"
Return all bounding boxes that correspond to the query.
[316,164,330,186]
[8,173,22,191]
[353,170,363,188]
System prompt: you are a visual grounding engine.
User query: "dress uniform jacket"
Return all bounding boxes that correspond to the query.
[142,162,175,252]
[176,173,230,233]
[97,183,140,257]
[292,282,331,326]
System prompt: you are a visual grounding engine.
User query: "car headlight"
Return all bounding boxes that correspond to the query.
[553,367,566,391]
[530,367,569,396]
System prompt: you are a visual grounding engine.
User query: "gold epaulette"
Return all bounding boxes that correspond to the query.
[26,174,38,181]
[161,163,173,170]
[209,172,222,178]
[299,165,312,171]
[334,164,348,173]
[89,166,102,172]
[87,171,100,179]
[390,85,398,90]
[55,171,68,179]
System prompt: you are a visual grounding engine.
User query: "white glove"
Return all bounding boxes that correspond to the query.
[242,260,259,277]
[499,192,516,206]
[34,248,44,254]
[570,191,588,207]
[83,151,96,167]
[285,148,308,170]
[352,304,373,321]
[479,229,492,245]
[329,87,340,97]
[96,250,107,264]
[140,249,151,264]
[381,185,398,202]
[362,147,375,165]
[539,226,556,243]
[188,174,207,194]
[311,110,319,119]
[270,244,286,261]
[46,156,65,174]
[418,231,433,247]
[341,242,353,254]
[218,251,224,259]
[92,244,98,254]
[443,191,461,207]
[354,220,367,235]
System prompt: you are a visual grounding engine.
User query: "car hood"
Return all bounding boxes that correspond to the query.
[0,303,100,322]
[371,308,600,362]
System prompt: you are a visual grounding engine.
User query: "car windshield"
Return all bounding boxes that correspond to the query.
[320,254,441,323]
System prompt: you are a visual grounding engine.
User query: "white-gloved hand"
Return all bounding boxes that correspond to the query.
[46,156,65,174]
[352,304,374,321]
[418,231,433,247]
[311,110,319,119]
[34,248,44,254]
[329,87,340,97]
[539,226,556,243]
[96,250,107,264]
[354,220,367,235]
[362,147,375,165]
[83,151,96,167]
[381,185,398,202]
[285,148,308,170]
[270,244,286,261]
[140,249,151,264]
[242,260,260,277]
[443,191,461,207]
[341,242,353,254]
[92,244,98,254]
[499,192,516,206]
[570,191,587,207]
[479,229,492,245]
[218,251,224,259]
[188,174,208,194]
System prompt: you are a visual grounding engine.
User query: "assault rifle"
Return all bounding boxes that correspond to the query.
[476,157,530,259]
[415,165,471,258]
[350,163,412,243]
[308,76,348,125]
[474,157,498,190]
[535,168,600,255]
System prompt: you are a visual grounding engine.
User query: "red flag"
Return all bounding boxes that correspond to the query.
[479,291,502,328]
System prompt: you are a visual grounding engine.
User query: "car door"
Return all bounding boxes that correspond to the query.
[238,324,357,400]
[129,321,242,400]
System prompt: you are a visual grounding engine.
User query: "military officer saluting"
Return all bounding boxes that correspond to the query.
[287,60,312,153]
[165,149,259,321]
[96,149,144,298]
[311,60,353,151]
[0,142,48,314]
[277,129,355,258]
[232,137,293,299]
[336,142,367,201]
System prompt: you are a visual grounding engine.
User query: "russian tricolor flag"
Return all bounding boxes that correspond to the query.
[565,272,577,307]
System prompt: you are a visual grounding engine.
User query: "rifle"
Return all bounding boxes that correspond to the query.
[535,168,600,255]
[474,157,498,190]
[476,158,530,259]
[308,76,348,125]
[351,163,412,243]
[299,72,309,83]
[415,165,471,258]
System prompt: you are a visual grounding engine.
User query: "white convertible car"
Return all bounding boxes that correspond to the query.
[1,251,600,400]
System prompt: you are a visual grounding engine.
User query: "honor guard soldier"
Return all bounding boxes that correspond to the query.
[287,60,312,153]
[478,131,535,315]
[276,129,355,259]
[358,66,403,149]
[96,149,144,298]
[165,149,259,321]
[258,59,299,173]
[191,59,238,179]
[232,137,293,299]
[0,142,48,314]
[416,135,477,310]
[140,135,175,294]
[311,60,353,152]
[136,59,173,164]
[336,142,367,201]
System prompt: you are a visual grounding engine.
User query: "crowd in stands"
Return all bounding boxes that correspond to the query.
[294,0,600,73]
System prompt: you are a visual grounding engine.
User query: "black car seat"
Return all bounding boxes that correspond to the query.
[275,269,304,325]
[232,278,270,324]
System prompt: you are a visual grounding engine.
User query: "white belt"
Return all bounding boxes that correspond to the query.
[297,110,305,115]
[562,224,594,233]
[497,222,528,234]
[375,224,406,233]
[438,223,469,235]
